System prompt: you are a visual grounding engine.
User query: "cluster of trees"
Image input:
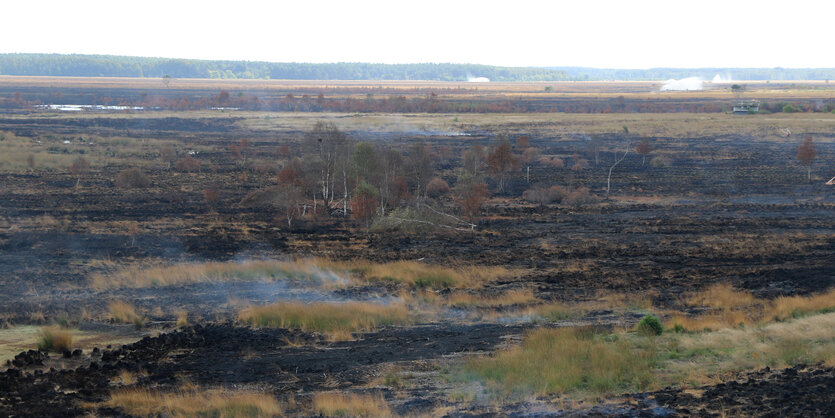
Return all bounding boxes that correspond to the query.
[232,122,515,230]
[5,55,835,82]
[0,54,569,81]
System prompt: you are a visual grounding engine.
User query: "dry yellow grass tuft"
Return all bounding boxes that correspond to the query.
[108,301,143,328]
[665,311,835,386]
[447,289,536,308]
[37,326,73,352]
[669,285,835,331]
[312,392,391,417]
[324,260,511,290]
[99,388,283,417]
[91,258,514,291]
[769,290,835,322]
[176,310,189,327]
[686,283,757,311]
[238,301,411,340]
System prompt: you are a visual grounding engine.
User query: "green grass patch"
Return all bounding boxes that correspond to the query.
[461,327,657,397]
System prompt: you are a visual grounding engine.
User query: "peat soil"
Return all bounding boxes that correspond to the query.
[2,323,833,417]
[1,113,833,416]
[0,323,525,417]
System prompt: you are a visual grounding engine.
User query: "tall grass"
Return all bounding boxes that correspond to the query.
[669,285,835,331]
[312,392,390,417]
[463,311,835,398]
[109,301,144,329]
[447,289,536,308]
[91,260,340,290]
[91,258,512,291]
[100,388,283,417]
[37,326,73,352]
[463,327,656,397]
[238,302,411,340]
[663,311,835,386]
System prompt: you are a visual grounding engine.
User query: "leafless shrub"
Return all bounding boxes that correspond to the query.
[523,185,598,206]
[426,177,450,198]
[115,168,150,189]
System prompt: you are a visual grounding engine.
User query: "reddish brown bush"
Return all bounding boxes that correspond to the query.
[203,188,220,205]
[174,155,201,172]
[522,185,598,206]
[796,136,817,181]
[426,177,451,198]
[538,156,565,169]
[115,168,151,189]
[456,182,489,222]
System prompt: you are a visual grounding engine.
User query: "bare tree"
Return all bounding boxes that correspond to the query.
[160,146,176,169]
[303,121,348,207]
[406,142,433,199]
[606,145,630,199]
[487,139,519,192]
[69,156,90,187]
[796,136,817,182]
[461,144,487,183]
[378,147,403,216]
[636,139,651,166]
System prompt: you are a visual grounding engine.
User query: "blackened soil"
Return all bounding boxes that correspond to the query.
[0,323,525,417]
[651,364,835,417]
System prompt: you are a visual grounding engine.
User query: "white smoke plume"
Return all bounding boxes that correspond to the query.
[660,77,703,91]
[466,73,490,83]
[711,73,733,83]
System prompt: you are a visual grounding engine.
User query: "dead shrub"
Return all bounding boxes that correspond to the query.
[522,185,598,206]
[115,168,150,189]
[426,177,451,198]
[174,155,201,172]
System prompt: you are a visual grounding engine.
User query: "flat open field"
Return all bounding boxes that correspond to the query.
[2,75,833,113]
[0,81,834,416]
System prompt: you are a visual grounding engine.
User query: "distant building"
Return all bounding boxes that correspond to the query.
[733,100,760,114]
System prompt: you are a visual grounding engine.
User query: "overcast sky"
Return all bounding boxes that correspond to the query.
[2,0,831,68]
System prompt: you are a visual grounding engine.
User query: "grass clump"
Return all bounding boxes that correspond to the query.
[637,314,663,336]
[662,311,835,386]
[312,392,390,417]
[669,285,835,332]
[100,388,283,417]
[91,258,513,291]
[448,289,536,308]
[91,259,342,290]
[176,310,189,327]
[238,302,411,340]
[109,301,144,329]
[37,326,73,352]
[462,327,656,397]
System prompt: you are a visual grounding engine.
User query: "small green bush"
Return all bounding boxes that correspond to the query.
[782,104,797,113]
[637,314,663,336]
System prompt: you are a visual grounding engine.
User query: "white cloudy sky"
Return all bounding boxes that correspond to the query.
[2,0,831,68]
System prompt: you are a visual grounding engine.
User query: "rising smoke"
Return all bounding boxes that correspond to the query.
[466,73,490,83]
[660,77,703,91]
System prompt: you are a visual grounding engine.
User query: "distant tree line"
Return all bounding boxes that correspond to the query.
[549,67,835,81]
[0,54,569,81]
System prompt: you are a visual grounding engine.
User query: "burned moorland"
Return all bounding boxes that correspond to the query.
[0,78,834,417]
